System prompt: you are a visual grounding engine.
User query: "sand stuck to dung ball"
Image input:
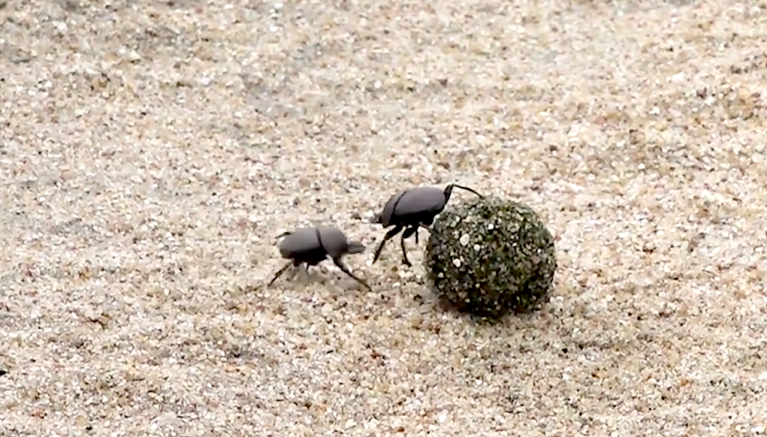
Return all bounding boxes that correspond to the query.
[424,196,557,319]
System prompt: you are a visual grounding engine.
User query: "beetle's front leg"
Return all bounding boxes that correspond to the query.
[414,223,432,244]
[400,226,420,267]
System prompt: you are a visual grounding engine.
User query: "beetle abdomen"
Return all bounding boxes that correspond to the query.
[379,190,407,227]
[393,187,446,222]
[279,228,322,259]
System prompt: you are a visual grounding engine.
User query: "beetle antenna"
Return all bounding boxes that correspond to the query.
[444,184,484,201]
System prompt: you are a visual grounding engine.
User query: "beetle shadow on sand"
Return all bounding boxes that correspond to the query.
[270,264,370,292]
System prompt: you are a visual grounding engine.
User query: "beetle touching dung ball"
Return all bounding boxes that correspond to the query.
[371,184,484,266]
[265,183,484,289]
[261,182,557,320]
[268,227,371,291]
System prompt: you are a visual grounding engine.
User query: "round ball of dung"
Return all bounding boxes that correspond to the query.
[424,196,557,319]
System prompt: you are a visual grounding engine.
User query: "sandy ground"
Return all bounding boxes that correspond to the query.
[1,0,766,435]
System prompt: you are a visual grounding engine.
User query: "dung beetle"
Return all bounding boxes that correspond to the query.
[372,184,483,266]
[267,227,371,290]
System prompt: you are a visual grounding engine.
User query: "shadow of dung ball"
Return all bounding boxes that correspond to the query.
[424,196,557,319]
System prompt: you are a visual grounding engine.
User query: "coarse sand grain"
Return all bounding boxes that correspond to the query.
[1,0,766,436]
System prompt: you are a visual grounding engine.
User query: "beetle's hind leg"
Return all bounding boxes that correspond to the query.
[373,225,404,264]
[267,261,293,287]
[300,259,327,280]
[288,259,310,281]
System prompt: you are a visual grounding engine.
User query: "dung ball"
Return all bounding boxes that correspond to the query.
[424,196,557,319]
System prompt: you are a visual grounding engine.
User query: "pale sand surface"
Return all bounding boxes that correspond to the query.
[1,0,767,435]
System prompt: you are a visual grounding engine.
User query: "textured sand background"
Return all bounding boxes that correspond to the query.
[1,0,767,435]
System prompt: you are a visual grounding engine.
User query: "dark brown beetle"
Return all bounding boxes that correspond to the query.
[268,227,371,290]
[372,184,483,266]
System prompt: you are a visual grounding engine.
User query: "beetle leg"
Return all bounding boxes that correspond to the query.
[400,234,411,266]
[372,225,404,264]
[267,261,293,287]
[275,231,292,240]
[332,258,372,291]
[317,259,330,275]
[400,226,419,267]
[411,222,431,244]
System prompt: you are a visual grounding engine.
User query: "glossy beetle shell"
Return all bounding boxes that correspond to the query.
[279,227,363,260]
[279,228,321,258]
[379,187,446,227]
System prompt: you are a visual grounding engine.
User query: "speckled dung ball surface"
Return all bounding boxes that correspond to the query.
[425,196,557,319]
